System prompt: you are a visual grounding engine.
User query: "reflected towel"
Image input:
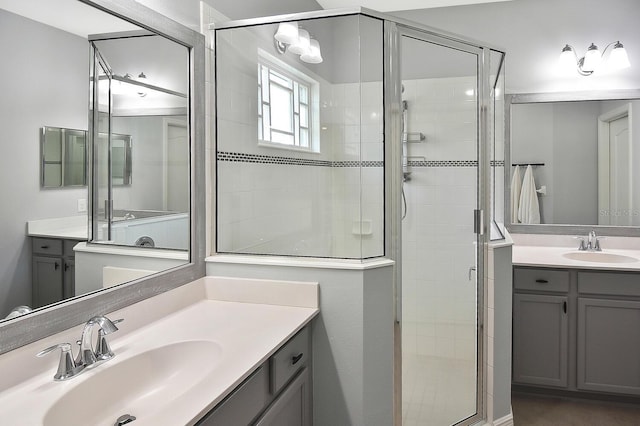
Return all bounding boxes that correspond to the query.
[510,165,522,223]
[518,165,541,224]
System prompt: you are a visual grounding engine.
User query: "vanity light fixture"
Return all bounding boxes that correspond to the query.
[136,72,148,97]
[560,41,630,76]
[274,22,323,64]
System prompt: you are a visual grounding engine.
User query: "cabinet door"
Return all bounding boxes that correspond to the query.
[63,259,75,299]
[196,365,270,426]
[255,367,311,426]
[577,297,640,395]
[32,256,64,308]
[513,293,569,387]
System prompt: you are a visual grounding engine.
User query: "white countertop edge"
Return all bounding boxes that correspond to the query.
[512,245,640,271]
[74,242,188,260]
[206,254,395,270]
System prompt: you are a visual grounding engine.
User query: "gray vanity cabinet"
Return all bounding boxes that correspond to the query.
[577,271,640,396]
[31,237,82,308]
[512,268,570,388]
[514,267,640,398]
[197,326,311,426]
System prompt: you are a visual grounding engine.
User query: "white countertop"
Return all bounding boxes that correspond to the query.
[0,276,319,425]
[26,216,87,239]
[513,245,640,271]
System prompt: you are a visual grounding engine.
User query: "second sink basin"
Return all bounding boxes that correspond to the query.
[562,251,639,264]
[44,340,222,426]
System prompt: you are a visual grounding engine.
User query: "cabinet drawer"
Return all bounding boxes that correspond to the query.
[514,268,569,293]
[271,327,309,394]
[578,271,640,297]
[32,238,63,256]
[197,365,270,425]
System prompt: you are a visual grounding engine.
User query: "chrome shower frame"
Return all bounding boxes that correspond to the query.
[213,8,505,426]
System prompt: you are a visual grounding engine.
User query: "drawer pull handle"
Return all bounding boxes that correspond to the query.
[535,279,549,284]
[41,245,49,249]
[563,301,567,314]
[54,262,60,270]
[292,353,304,365]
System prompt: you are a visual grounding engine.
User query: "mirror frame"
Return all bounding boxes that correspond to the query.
[0,0,206,355]
[505,89,640,236]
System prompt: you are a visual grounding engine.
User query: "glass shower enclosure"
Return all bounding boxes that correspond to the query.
[214,8,505,426]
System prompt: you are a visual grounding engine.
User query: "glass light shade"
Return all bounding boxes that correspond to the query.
[559,45,576,71]
[609,42,631,70]
[300,39,323,64]
[289,29,310,55]
[274,22,298,45]
[582,43,601,72]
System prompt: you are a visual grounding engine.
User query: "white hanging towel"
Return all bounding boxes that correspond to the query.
[510,165,522,223]
[518,165,541,224]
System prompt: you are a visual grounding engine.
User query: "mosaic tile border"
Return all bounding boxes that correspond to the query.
[218,152,502,168]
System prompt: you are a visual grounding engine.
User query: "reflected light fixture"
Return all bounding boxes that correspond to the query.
[560,41,630,76]
[274,22,323,64]
[136,72,148,97]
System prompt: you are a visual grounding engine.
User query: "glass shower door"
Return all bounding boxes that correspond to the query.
[398,28,484,426]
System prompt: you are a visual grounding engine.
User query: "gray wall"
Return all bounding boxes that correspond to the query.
[0,10,88,317]
[392,0,640,94]
[137,0,322,30]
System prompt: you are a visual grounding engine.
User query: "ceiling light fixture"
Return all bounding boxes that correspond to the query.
[560,41,630,76]
[274,22,323,64]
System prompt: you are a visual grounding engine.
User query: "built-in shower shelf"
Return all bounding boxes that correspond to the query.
[403,132,426,143]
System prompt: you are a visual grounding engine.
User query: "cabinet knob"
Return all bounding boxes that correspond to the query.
[54,262,60,270]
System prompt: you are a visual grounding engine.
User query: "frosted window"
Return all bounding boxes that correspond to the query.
[258,62,313,150]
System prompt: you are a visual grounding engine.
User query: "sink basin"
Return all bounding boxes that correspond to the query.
[44,340,222,426]
[562,251,639,264]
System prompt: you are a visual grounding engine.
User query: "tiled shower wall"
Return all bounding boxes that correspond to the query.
[216,25,383,259]
[401,76,478,362]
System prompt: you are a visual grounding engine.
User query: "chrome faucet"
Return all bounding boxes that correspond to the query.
[37,315,123,381]
[578,230,602,251]
[77,315,122,367]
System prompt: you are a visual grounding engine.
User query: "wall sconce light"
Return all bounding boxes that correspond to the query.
[560,41,630,76]
[274,22,323,64]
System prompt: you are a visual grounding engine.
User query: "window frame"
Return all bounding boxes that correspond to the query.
[257,49,320,153]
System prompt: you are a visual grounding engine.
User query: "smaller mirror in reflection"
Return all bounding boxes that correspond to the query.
[41,126,87,188]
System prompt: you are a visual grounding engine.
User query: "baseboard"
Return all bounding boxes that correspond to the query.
[492,410,514,426]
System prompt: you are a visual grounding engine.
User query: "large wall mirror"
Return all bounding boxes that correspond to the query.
[506,90,640,235]
[0,0,205,354]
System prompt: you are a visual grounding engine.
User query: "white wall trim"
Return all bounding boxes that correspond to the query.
[491,409,514,426]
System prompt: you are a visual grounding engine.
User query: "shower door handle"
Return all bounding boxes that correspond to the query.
[468,266,476,281]
[473,209,484,235]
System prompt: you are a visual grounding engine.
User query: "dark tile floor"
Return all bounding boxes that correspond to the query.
[512,393,640,426]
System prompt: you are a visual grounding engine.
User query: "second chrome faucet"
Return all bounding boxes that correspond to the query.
[577,230,602,252]
[37,315,123,381]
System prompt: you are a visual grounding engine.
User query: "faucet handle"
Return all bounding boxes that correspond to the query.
[574,236,587,251]
[95,318,124,361]
[36,343,85,381]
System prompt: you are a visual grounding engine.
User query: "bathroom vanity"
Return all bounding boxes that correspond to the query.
[0,276,318,425]
[27,217,88,308]
[512,244,640,398]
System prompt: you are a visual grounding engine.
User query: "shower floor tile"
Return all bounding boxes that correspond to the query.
[402,352,476,425]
